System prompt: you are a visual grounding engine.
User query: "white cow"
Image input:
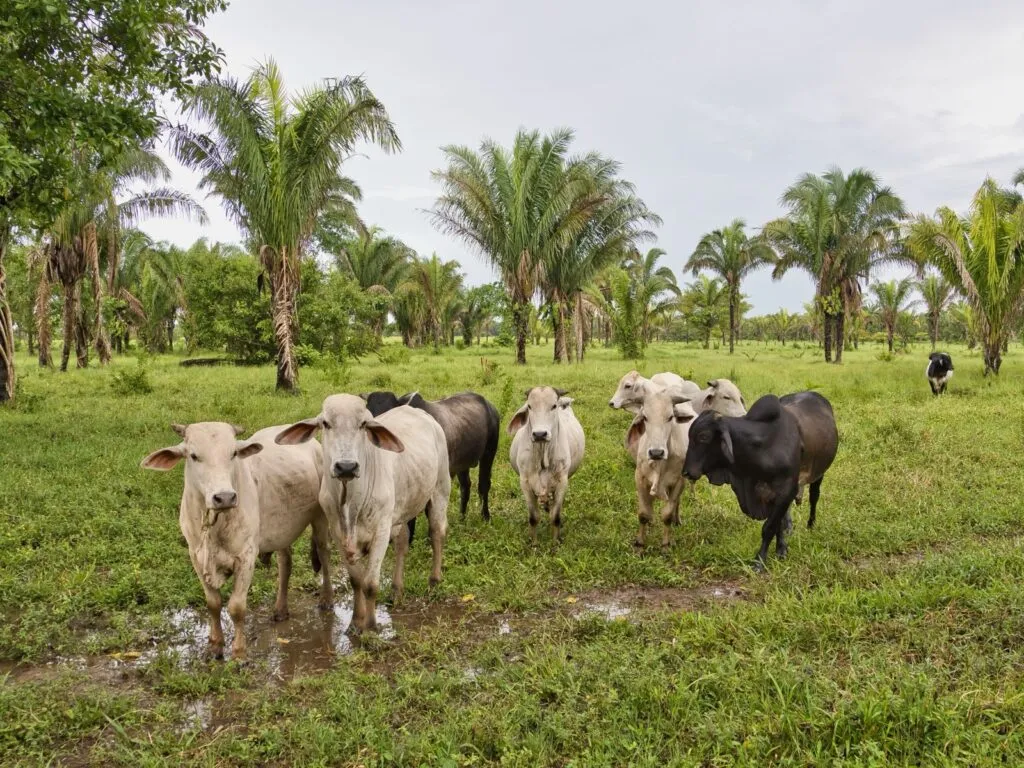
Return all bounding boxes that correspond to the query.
[696,378,747,416]
[626,391,697,548]
[508,386,586,544]
[141,422,333,660]
[277,394,450,634]
[608,370,703,414]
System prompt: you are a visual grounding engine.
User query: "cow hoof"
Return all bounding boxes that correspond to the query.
[428,576,441,589]
[272,609,289,622]
[208,646,225,661]
[751,559,767,573]
[481,511,491,522]
[317,599,333,612]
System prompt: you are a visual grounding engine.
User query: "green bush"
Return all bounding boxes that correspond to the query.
[110,360,153,395]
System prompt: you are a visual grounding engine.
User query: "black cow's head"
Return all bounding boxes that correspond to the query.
[362,391,401,417]
[683,411,734,483]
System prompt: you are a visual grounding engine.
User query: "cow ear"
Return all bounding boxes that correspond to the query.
[398,391,418,405]
[276,417,321,445]
[523,388,533,399]
[508,405,529,435]
[230,424,246,436]
[554,388,569,398]
[141,445,185,471]
[720,426,735,464]
[358,393,369,401]
[739,396,746,408]
[626,415,646,450]
[171,423,188,438]
[702,392,714,411]
[669,394,690,406]
[366,420,405,453]
[557,396,574,409]
[707,380,717,389]
[235,440,263,459]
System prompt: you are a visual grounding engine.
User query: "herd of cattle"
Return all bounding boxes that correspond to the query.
[140,354,954,659]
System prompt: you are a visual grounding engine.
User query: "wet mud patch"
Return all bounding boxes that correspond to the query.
[567,581,747,623]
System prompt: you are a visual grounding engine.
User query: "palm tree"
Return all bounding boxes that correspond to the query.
[764,167,906,364]
[917,274,955,350]
[869,278,917,352]
[336,226,413,339]
[686,219,772,353]
[771,309,797,345]
[906,179,1024,375]
[625,248,680,346]
[170,59,400,390]
[680,275,727,348]
[405,253,463,350]
[542,157,660,362]
[431,128,606,365]
[38,147,205,369]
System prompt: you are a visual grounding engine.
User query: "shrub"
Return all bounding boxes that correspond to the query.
[479,358,499,387]
[111,360,153,395]
[377,345,410,365]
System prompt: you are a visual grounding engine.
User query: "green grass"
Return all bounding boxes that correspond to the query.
[3,340,1024,765]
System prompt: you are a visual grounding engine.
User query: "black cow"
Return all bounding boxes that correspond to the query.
[683,391,839,569]
[926,352,954,396]
[364,390,500,541]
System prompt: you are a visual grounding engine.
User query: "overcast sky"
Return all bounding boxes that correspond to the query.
[140,0,1024,313]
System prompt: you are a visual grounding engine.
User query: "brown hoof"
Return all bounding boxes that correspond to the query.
[317,599,333,612]
[272,609,289,622]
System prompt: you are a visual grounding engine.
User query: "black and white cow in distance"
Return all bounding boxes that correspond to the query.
[682,391,838,569]
[926,352,954,396]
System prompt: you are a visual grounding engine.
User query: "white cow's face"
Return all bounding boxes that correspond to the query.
[141,422,263,510]
[627,392,696,461]
[701,379,747,417]
[277,394,404,481]
[508,386,569,443]
[609,370,644,409]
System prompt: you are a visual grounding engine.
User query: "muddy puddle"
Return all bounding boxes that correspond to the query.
[1,580,748,687]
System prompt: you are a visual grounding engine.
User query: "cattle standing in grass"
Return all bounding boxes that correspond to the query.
[277,395,450,634]
[683,391,838,569]
[626,390,697,548]
[364,390,499,542]
[608,370,703,414]
[509,387,585,543]
[141,423,333,660]
[926,352,954,395]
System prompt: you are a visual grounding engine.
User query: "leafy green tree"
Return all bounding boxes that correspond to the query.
[907,179,1024,374]
[680,275,727,349]
[0,0,225,402]
[626,248,680,346]
[917,273,956,350]
[764,167,906,364]
[686,219,772,353]
[459,284,502,345]
[170,58,400,391]
[404,254,463,350]
[770,309,797,345]
[431,128,603,365]
[869,278,917,352]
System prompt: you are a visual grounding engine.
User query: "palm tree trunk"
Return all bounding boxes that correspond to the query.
[552,300,568,363]
[512,302,528,365]
[84,223,112,365]
[887,325,894,353]
[930,313,938,350]
[834,313,845,363]
[268,248,299,392]
[0,221,14,403]
[574,293,585,362]
[983,339,1002,375]
[60,281,76,372]
[36,264,52,367]
[74,283,88,369]
[728,294,736,354]
[822,312,833,362]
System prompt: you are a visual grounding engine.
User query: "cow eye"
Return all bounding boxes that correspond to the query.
[550,404,557,411]
[322,421,331,430]
[698,433,711,444]
[723,395,731,400]
[190,453,200,462]
[231,450,238,459]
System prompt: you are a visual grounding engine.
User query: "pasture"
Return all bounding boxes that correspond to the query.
[2,342,1024,766]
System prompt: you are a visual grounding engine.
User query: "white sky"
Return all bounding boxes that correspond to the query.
[140,0,1024,313]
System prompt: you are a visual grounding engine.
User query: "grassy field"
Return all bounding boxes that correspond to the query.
[3,340,1024,765]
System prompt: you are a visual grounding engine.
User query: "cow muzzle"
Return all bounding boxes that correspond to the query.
[647,447,666,461]
[332,459,360,479]
[210,490,238,509]
[531,429,551,443]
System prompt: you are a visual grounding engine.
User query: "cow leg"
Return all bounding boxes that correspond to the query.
[311,517,334,611]
[458,470,471,519]
[201,583,225,659]
[478,448,495,522]
[521,478,541,545]
[661,480,686,550]
[549,478,568,545]
[427,487,449,587]
[272,547,292,622]
[359,523,392,633]
[634,468,654,548]
[227,556,255,660]
[391,522,410,606]
[348,568,366,634]
[407,517,416,548]
[808,480,822,529]
[929,380,938,396]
